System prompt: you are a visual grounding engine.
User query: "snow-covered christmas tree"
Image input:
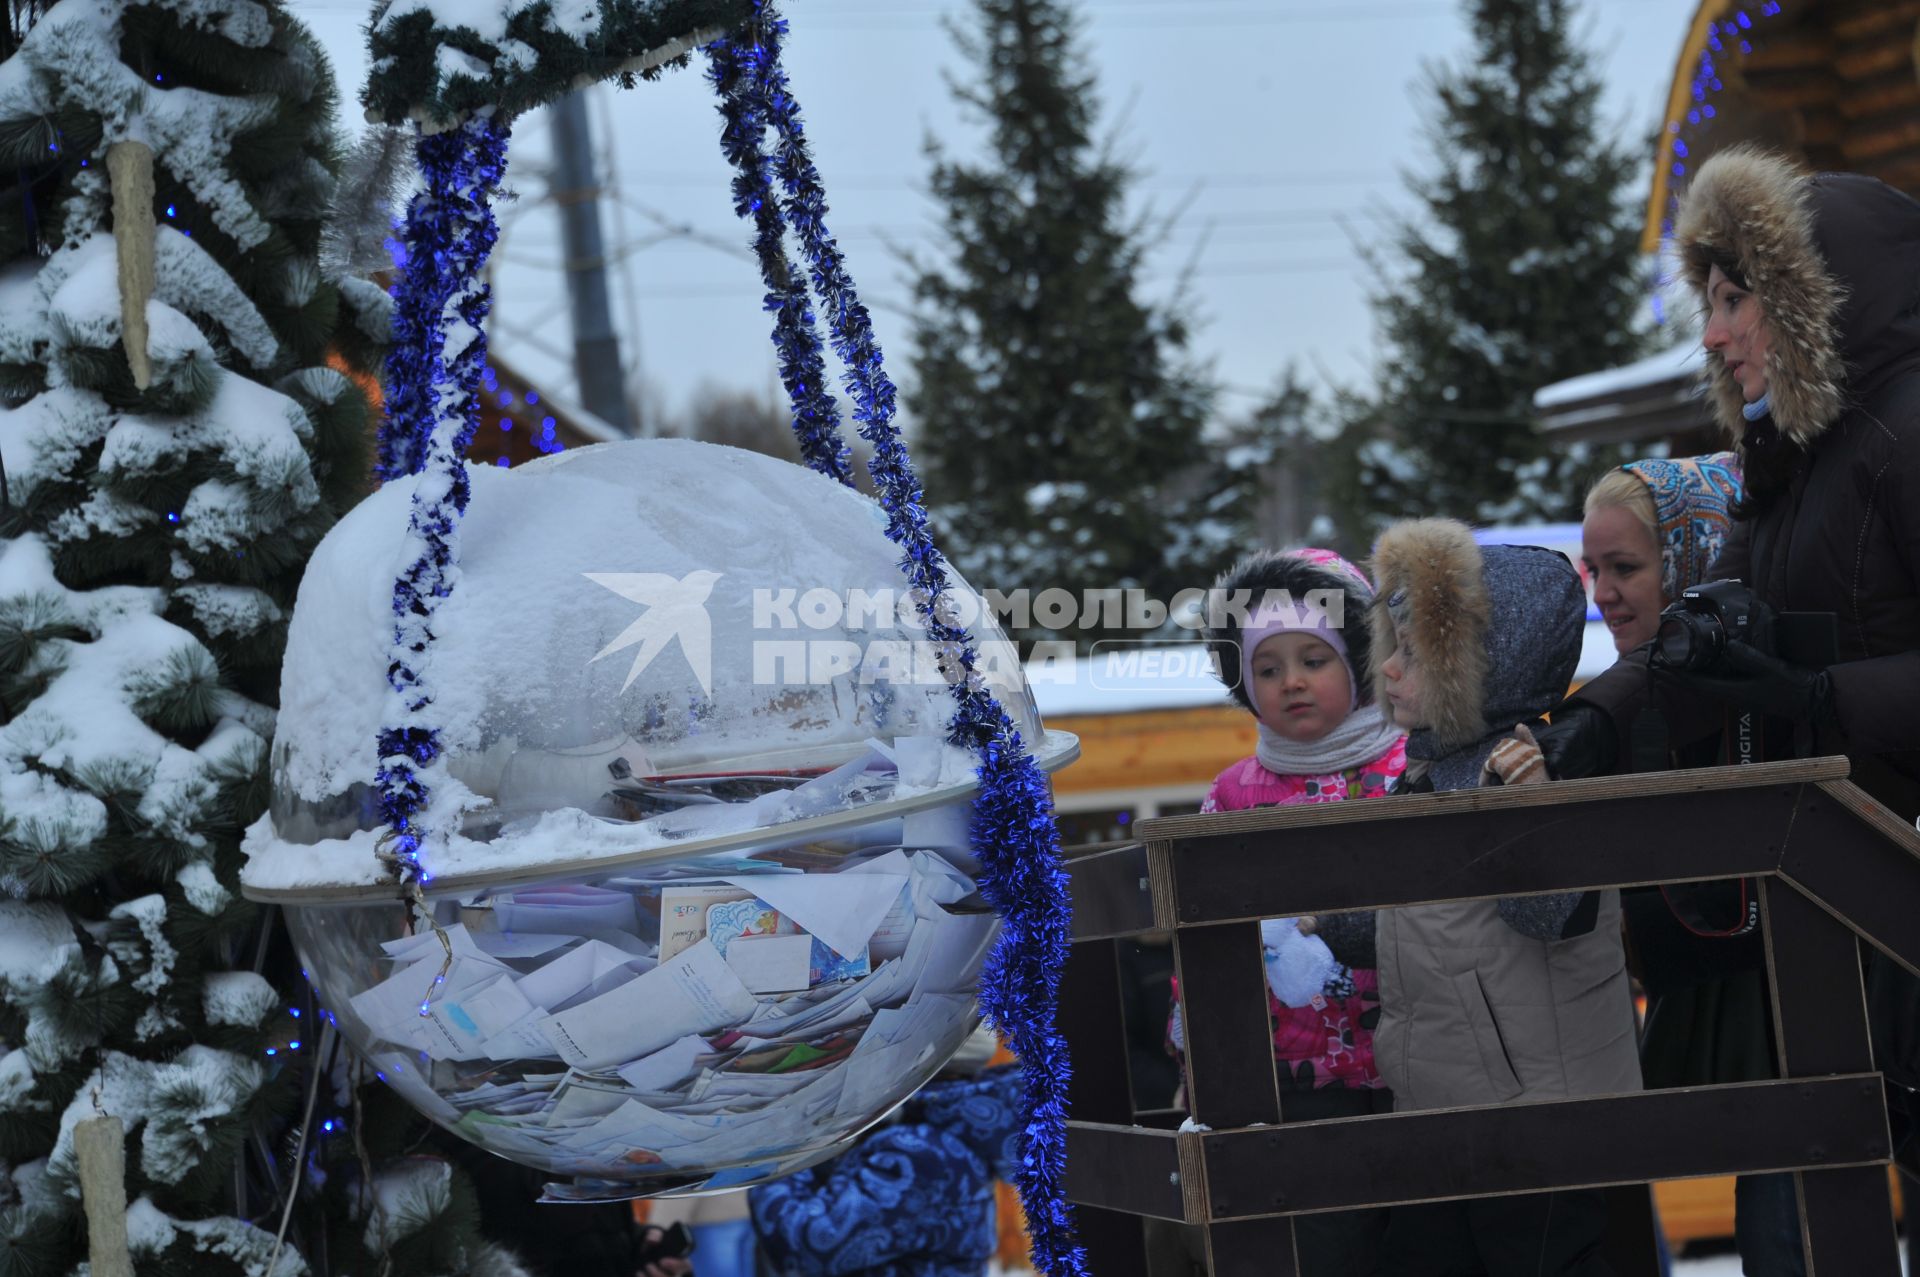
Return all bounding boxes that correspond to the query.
[0,3,514,1273]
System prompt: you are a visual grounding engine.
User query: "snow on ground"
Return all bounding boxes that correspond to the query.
[1023,618,1621,722]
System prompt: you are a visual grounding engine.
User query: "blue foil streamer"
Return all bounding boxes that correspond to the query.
[373,113,512,882]
[710,14,1087,1275]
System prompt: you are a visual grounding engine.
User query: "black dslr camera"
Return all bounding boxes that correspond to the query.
[1653,578,1836,671]
[1654,579,1768,671]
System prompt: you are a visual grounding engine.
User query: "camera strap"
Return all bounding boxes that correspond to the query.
[1654,705,1763,939]
[1727,707,1760,766]
[1660,878,1761,938]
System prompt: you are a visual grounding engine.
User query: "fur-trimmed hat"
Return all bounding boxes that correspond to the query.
[1675,145,1846,449]
[1204,548,1376,712]
[1677,146,1920,459]
[1369,520,1583,756]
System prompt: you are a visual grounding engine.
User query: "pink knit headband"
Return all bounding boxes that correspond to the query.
[1239,594,1356,712]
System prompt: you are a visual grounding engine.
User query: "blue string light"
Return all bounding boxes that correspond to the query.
[373,112,511,884]
[1653,4,1784,324]
[710,13,1085,1275]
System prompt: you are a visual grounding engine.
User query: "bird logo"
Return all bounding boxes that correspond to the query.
[583,570,722,696]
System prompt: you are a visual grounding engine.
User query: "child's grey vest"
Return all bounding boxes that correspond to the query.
[1373,890,1642,1111]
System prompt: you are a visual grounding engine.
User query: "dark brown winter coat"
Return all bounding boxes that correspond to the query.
[1566,147,1920,819]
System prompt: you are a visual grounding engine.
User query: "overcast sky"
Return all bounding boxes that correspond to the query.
[290,0,1690,430]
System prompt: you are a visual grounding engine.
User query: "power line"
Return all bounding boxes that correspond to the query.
[795,3,1556,29]
[590,253,1354,301]
[300,0,1673,30]
[604,170,1397,191]
[797,0,1679,18]
[529,190,1399,238]
[564,221,1370,256]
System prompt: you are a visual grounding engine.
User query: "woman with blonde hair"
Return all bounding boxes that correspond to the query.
[1581,455,1795,1270]
[1581,455,1741,657]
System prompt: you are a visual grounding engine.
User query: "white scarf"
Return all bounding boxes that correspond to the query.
[1255,701,1405,778]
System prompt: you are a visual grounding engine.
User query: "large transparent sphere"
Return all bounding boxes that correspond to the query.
[242,440,1074,1197]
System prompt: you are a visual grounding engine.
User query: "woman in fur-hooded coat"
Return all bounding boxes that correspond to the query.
[1556,147,1920,1176]
[1367,519,1641,1112]
[1565,145,1920,813]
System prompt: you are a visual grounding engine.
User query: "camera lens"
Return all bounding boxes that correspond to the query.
[1655,611,1724,670]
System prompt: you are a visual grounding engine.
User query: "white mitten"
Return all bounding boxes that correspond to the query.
[1259,916,1340,1008]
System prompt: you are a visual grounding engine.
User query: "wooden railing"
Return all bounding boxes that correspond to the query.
[1056,757,1920,1276]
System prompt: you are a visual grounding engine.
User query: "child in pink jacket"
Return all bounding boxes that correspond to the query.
[1170,547,1405,1275]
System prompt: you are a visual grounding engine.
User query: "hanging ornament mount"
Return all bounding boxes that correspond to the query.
[256,3,1087,1268]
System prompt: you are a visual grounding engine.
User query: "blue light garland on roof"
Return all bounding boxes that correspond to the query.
[710,12,1086,1275]
[1653,2,1785,324]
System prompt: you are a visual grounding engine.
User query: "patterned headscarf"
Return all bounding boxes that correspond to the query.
[1622,452,1746,602]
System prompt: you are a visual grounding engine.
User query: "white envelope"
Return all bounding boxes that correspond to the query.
[545,1078,634,1126]
[494,888,638,936]
[535,939,758,1071]
[477,1015,564,1061]
[739,994,874,1042]
[472,931,577,959]
[615,1034,712,1092]
[722,869,907,960]
[425,971,538,1060]
[833,1036,930,1123]
[722,933,813,994]
[513,939,648,1012]
[912,911,997,997]
[781,751,886,819]
[379,923,499,964]
[350,957,436,1039]
[889,735,946,790]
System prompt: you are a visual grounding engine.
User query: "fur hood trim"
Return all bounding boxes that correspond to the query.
[1368,519,1488,752]
[1675,146,1847,448]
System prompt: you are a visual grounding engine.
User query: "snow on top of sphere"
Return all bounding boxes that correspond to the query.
[271,439,1034,838]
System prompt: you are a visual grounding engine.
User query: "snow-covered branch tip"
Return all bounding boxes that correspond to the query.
[320,124,413,281]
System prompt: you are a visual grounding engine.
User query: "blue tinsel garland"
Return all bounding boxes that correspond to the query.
[707,39,855,487]
[710,17,1086,1276]
[373,113,512,881]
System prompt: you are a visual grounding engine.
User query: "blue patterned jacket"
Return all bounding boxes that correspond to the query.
[750,1064,1023,1277]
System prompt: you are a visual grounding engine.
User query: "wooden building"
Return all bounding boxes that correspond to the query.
[1534,0,1920,448]
[457,355,630,468]
[341,348,628,476]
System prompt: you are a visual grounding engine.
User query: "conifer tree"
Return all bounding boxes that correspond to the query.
[1212,370,1335,552]
[908,0,1214,647]
[0,4,512,1272]
[1346,0,1646,528]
